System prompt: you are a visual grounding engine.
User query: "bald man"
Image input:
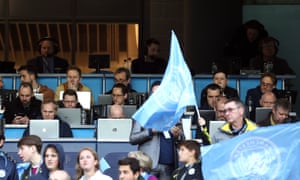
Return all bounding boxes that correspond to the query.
[259,92,277,108]
[109,104,125,118]
[49,170,71,180]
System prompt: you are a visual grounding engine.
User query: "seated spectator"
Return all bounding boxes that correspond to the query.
[54,66,93,105]
[128,151,158,180]
[118,157,142,180]
[225,19,268,69]
[109,104,125,118]
[249,36,294,75]
[27,37,69,73]
[75,147,112,180]
[22,100,73,137]
[58,89,82,108]
[0,122,18,180]
[112,83,128,105]
[172,140,204,180]
[18,65,55,101]
[259,91,277,108]
[131,38,167,74]
[29,143,66,180]
[212,71,239,98]
[0,76,17,110]
[215,96,228,121]
[4,82,42,124]
[257,98,291,127]
[212,98,256,143]
[245,72,278,121]
[49,170,71,180]
[106,67,137,94]
[200,83,221,110]
[17,135,44,180]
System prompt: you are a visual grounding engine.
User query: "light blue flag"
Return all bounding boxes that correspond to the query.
[132,30,197,131]
[201,122,300,180]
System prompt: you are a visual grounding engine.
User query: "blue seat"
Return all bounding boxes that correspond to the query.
[101,152,128,179]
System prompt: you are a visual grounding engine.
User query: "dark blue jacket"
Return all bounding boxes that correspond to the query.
[0,151,18,180]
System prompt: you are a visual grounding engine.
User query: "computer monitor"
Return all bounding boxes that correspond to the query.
[88,54,110,73]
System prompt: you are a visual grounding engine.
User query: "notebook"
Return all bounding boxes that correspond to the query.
[97,118,132,142]
[29,120,59,139]
[60,91,91,110]
[98,94,113,105]
[209,121,225,136]
[57,108,81,126]
[106,105,137,118]
[255,107,272,123]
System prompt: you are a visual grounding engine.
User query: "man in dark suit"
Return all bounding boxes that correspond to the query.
[27,37,69,73]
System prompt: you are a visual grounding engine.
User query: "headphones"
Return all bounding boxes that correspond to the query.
[37,36,59,55]
[258,36,280,55]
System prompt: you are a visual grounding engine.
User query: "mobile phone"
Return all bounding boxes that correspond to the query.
[15,113,25,117]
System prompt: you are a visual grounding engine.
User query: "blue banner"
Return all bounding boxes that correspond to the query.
[201,122,300,179]
[132,30,197,131]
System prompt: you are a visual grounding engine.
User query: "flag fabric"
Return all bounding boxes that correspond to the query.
[201,122,300,180]
[132,30,197,131]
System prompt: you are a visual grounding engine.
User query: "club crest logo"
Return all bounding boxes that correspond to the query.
[229,136,281,179]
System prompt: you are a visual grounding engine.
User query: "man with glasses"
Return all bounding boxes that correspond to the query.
[112,83,128,105]
[106,67,137,94]
[257,98,291,127]
[58,89,82,108]
[245,72,278,120]
[211,98,257,143]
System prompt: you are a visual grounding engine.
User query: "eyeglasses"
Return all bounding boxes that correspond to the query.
[112,94,124,98]
[262,101,275,105]
[223,107,240,114]
[63,100,77,104]
[261,82,273,88]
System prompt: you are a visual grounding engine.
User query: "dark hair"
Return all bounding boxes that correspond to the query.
[38,36,59,55]
[112,83,128,95]
[18,65,38,78]
[19,82,34,92]
[17,135,43,154]
[274,98,291,112]
[258,36,280,55]
[151,81,161,90]
[67,66,82,77]
[114,67,131,80]
[63,89,78,100]
[213,71,228,79]
[118,157,140,174]
[260,72,277,86]
[205,83,222,93]
[178,140,201,159]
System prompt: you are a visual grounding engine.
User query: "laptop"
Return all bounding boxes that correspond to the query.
[57,108,81,126]
[106,105,137,118]
[255,107,272,123]
[97,118,132,142]
[209,121,225,136]
[60,91,91,110]
[29,120,59,139]
[98,94,113,105]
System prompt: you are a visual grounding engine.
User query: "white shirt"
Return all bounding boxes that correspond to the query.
[79,170,112,180]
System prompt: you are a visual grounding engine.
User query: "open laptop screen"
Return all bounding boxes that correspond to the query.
[29,120,59,139]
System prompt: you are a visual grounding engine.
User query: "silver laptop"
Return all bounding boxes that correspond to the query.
[98,94,113,105]
[57,108,81,126]
[34,93,44,101]
[255,107,272,123]
[59,91,91,110]
[97,118,132,142]
[106,105,137,118]
[29,120,59,139]
[209,121,225,136]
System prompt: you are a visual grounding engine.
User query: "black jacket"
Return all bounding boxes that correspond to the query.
[27,56,68,73]
[172,161,204,180]
[4,97,42,124]
[0,151,18,180]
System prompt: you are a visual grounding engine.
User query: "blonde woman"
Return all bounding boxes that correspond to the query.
[75,148,112,180]
[128,151,158,180]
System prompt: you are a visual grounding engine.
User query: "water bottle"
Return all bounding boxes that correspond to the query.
[81,109,87,125]
[211,62,218,74]
[247,96,253,113]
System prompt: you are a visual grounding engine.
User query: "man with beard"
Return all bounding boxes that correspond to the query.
[4,82,42,124]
